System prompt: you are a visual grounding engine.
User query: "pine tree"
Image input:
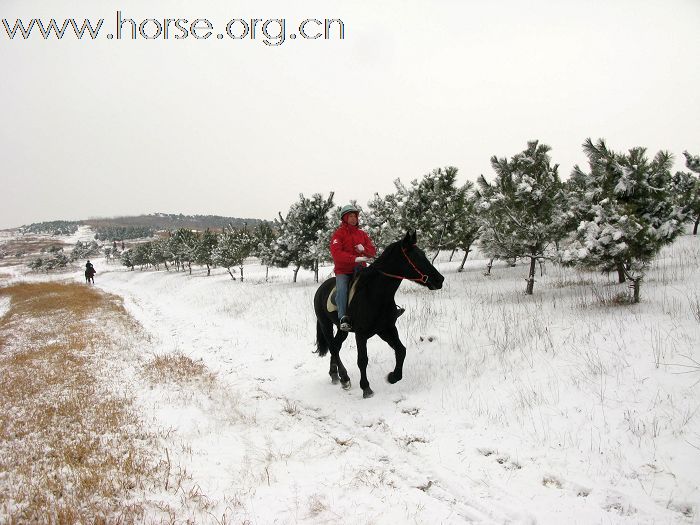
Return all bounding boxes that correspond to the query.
[477,140,567,294]
[561,139,687,302]
[272,193,335,283]
[196,229,219,276]
[677,151,700,235]
[453,183,481,272]
[398,167,469,263]
[212,228,253,281]
[253,222,278,282]
[365,191,402,250]
[170,228,199,274]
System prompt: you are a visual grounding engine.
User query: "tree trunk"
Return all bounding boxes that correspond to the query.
[226,268,236,280]
[164,261,169,272]
[694,213,699,235]
[265,266,269,282]
[431,249,440,264]
[293,265,300,283]
[525,256,536,295]
[188,262,192,275]
[631,277,641,303]
[239,265,244,282]
[485,257,494,276]
[616,261,626,283]
[449,248,456,262]
[458,245,471,272]
[206,263,210,276]
[314,259,319,283]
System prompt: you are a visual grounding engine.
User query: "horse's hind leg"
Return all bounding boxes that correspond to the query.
[330,330,350,388]
[355,335,374,398]
[378,325,406,384]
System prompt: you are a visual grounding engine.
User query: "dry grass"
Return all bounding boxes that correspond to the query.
[0,282,166,523]
[0,237,69,267]
[142,353,216,386]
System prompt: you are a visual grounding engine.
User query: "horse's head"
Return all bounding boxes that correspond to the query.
[372,231,444,290]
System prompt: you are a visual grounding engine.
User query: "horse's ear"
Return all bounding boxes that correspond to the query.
[402,231,412,247]
[410,231,417,245]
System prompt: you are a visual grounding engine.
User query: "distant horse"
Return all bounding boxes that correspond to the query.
[314,231,444,398]
[85,267,96,284]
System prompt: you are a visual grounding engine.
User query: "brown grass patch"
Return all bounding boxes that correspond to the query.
[0,237,69,267]
[143,353,216,386]
[0,282,166,522]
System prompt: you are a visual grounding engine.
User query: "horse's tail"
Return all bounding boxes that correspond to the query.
[316,320,329,357]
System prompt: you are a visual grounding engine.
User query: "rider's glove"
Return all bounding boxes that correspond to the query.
[355,256,369,263]
[355,244,365,253]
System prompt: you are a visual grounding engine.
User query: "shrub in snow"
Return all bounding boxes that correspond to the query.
[561,139,687,303]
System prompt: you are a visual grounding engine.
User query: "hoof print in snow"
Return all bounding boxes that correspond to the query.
[401,407,420,416]
[333,436,354,448]
[542,476,563,489]
[416,480,433,492]
[477,448,495,457]
[667,501,695,520]
[418,335,436,342]
[496,455,521,470]
[603,495,637,516]
[399,435,428,447]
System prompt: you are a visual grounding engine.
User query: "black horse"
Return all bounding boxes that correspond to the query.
[314,231,444,398]
[85,267,96,284]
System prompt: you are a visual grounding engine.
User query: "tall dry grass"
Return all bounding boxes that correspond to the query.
[0,282,165,523]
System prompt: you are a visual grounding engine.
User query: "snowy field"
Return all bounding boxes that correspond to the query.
[1,231,699,524]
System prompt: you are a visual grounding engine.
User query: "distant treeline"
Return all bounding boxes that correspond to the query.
[20,221,80,236]
[84,213,265,232]
[93,225,155,241]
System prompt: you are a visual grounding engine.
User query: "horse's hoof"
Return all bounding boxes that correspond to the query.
[341,380,351,390]
[363,388,374,399]
[330,373,340,385]
[387,372,402,384]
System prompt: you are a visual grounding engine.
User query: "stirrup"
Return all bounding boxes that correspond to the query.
[339,316,352,332]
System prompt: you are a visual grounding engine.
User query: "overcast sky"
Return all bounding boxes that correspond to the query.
[1,0,698,229]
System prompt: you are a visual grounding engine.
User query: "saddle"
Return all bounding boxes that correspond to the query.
[326,275,361,313]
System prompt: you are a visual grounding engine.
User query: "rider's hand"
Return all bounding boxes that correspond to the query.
[355,256,369,263]
[355,244,365,253]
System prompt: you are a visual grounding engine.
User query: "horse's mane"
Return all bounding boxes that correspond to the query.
[356,240,401,285]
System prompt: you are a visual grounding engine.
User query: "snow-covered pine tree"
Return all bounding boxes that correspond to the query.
[196,229,219,276]
[453,182,481,272]
[364,191,403,251]
[212,228,253,281]
[170,228,199,274]
[120,249,134,271]
[253,222,278,282]
[272,193,335,283]
[477,140,567,294]
[561,139,687,302]
[399,167,469,263]
[678,151,700,235]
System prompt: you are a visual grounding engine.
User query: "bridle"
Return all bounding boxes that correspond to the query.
[378,245,429,284]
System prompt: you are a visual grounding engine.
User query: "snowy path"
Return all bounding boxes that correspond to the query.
[96,268,537,523]
[87,255,700,524]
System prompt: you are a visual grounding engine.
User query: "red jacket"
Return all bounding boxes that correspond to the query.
[330,223,377,275]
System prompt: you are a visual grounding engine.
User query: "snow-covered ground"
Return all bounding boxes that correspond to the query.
[2,232,699,523]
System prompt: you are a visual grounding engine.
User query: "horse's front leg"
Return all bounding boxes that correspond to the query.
[378,325,406,384]
[355,335,373,398]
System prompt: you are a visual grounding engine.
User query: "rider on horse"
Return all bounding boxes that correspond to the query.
[330,204,377,332]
